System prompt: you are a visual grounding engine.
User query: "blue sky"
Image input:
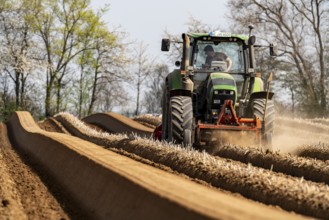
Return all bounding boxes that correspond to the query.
[91,0,229,60]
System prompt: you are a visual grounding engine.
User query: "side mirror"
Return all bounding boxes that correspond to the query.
[248,35,256,45]
[161,39,170,51]
[270,43,278,56]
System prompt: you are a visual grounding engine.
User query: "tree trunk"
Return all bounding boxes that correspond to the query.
[135,77,141,116]
[45,71,55,117]
[78,67,84,118]
[291,88,295,117]
[56,80,61,114]
[315,12,326,116]
[20,73,27,109]
[88,65,100,116]
[15,71,20,109]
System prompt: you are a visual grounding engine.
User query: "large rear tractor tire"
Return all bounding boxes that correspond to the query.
[168,96,193,147]
[252,99,275,150]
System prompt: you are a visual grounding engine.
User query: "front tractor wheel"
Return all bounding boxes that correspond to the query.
[252,99,275,149]
[168,96,193,147]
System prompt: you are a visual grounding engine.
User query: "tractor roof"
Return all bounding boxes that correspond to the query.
[188,31,248,41]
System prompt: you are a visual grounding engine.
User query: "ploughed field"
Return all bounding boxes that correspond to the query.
[1,111,329,219]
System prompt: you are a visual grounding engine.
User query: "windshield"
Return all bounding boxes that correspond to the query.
[193,41,245,73]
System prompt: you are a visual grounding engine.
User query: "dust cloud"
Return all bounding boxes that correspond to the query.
[273,116,329,154]
[202,116,329,154]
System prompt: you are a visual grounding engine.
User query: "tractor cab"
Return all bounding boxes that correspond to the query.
[186,33,252,122]
[190,36,247,99]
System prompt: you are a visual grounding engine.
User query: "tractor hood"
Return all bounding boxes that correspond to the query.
[207,72,237,93]
[206,72,238,110]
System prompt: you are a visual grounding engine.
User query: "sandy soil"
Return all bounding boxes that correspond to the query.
[55,112,329,219]
[10,111,308,220]
[38,118,70,134]
[4,111,326,219]
[1,119,89,219]
[83,112,153,138]
[0,123,70,219]
[132,114,161,129]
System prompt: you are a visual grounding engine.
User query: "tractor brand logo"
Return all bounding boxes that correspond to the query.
[209,31,232,37]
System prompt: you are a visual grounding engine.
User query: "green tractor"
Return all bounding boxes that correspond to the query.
[158,30,275,150]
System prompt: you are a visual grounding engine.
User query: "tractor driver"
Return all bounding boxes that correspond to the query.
[204,45,233,71]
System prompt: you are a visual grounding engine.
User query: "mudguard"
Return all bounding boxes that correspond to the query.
[166,69,193,98]
[249,91,274,101]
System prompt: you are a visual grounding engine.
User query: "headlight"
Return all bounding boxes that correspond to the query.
[212,110,219,116]
[230,91,234,95]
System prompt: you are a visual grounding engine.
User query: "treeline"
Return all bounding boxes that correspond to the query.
[0,0,168,121]
[0,0,127,120]
[1,0,328,121]
[227,0,329,117]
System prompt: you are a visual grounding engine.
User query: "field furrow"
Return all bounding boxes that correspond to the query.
[55,112,329,219]
[6,111,305,220]
[214,145,329,184]
[3,110,329,219]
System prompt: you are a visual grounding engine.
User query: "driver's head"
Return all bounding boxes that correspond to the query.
[204,45,214,54]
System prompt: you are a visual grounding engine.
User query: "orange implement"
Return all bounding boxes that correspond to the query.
[196,100,262,144]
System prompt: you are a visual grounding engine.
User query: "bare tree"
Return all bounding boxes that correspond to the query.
[289,0,328,115]
[75,23,130,117]
[89,28,131,115]
[162,16,214,64]
[132,42,154,115]
[227,0,329,116]
[143,64,168,114]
